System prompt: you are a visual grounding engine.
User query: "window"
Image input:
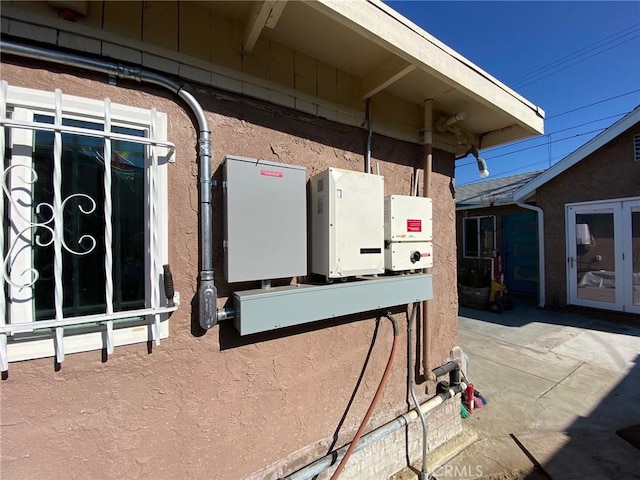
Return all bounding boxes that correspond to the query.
[634,134,640,162]
[463,216,495,258]
[0,82,177,370]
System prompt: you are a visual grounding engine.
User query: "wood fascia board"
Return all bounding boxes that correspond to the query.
[309,0,544,137]
[361,56,415,99]
[480,124,537,150]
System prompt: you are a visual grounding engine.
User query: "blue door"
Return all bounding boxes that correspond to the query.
[503,213,538,295]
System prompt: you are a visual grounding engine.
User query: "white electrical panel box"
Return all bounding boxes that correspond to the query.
[385,241,433,271]
[311,168,384,280]
[384,196,433,241]
[384,195,433,271]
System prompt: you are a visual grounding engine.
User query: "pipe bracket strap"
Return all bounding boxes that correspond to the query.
[198,138,211,157]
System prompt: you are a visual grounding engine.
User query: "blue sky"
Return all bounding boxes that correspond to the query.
[386,1,640,185]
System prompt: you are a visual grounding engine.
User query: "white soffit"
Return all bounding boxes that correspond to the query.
[304,0,544,144]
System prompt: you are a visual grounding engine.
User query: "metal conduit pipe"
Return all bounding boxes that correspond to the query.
[407,303,429,480]
[284,376,467,480]
[0,39,218,330]
[216,307,236,322]
[365,98,373,174]
[422,99,434,380]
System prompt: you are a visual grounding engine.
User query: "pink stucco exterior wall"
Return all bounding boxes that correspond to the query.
[0,61,459,479]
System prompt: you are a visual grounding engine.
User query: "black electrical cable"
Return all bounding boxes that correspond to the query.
[508,23,640,86]
[483,110,629,155]
[457,126,608,169]
[512,32,640,89]
[547,90,640,120]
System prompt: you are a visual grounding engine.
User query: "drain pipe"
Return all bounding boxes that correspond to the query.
[284,363,465,480]
[516,202,545,308]
[422,99,434,380]
[0,40,218,329]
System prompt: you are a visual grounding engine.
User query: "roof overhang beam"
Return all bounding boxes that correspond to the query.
[361,56,416,100]
[243,1,287,53]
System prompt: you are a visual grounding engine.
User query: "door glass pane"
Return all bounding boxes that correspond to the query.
[464,218,478,257]
[632,209,640,307]
[576,211,616,303]
[32,115,145,320]
[479,216,495,257]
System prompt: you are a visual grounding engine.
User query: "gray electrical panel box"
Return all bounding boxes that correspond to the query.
[223,155,307,283]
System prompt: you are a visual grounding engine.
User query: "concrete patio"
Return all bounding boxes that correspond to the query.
[440,297,640,479]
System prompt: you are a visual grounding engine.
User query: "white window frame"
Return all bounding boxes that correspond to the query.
[463,215,496,259]
[0,82,178,370]
[634,134,640,162]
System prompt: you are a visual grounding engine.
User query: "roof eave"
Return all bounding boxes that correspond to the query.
[514,107,640,201]
[310,0,544,142]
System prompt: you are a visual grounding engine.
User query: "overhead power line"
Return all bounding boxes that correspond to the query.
[509,23,640,85]
[514,34,640,89]
[509,23,640,89]
[458,127,607,169]
[546,90,640,119]
[482,107,632,155]
[485,127,605,160]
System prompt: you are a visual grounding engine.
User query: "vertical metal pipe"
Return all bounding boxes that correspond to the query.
[365,98,373,174]
[422,99,433,380]
[408,303,429,480]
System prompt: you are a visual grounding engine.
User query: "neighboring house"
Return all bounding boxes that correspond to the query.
[0,2,543,479]
[456,171,543,296]
[514,106,640,314]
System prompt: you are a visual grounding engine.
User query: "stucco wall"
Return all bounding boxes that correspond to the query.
[537,123,640,308]
[0,61,459,479]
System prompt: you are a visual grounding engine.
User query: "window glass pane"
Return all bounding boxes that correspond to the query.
[479,216,495,257]
[464,218,479,257]
[32,115,145,320]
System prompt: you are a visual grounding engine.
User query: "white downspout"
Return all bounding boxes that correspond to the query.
[516,202,545,308]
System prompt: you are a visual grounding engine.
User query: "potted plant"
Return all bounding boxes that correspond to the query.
[458,263,491,309]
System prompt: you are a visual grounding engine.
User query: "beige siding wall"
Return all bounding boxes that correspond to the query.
[3,1,425,144]
[0,61,459,480]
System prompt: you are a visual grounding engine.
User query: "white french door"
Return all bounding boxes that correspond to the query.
[567,197,640,314]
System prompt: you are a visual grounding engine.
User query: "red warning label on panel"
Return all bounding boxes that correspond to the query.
[407,219,422,232]
[261,170,283,178]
